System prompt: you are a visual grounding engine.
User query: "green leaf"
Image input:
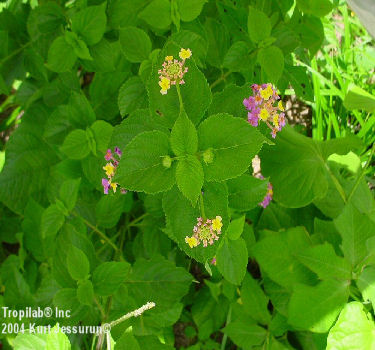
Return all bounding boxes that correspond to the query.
[95,195,125,228]
[138,0,171,29]
[198,113,267,181]
[59,178,81,212]
[93,261,130,296]
[247,7,271,43]
[64,31,92,60]
[126,255,193,307]
[46,325,71,350]
[216,237,248,285]
[297,0,333,17]
[227,174,268,211]
[343,83,375,113]
[41,204,65,239]
[223,41,251,72]
[284,65,314,102]
[258,45,284,84]
[327,302,375,350]
[170,111,198,156]
[77,279,94,306]
[90,120,113,154]
[116,333,141,350]
[118,76,148,116]
[163,183,229,263]
[13,334,46,350]
[119,26,152,63]
[358,266,375,311]
[175,155,203,204]
[334,203,375,268]
[115,131,176,193]
[260,126,362,208]
[60,129,90,160]
[148,41,211,126]
[241,273,271,325]
[71,3,107,45]
[223,321,267,348]
[288,279,349,333]
[177,0,206,22]
[66,246,90,281]
[252,227,316,290]
[295,243,352,281]
[47,36,77,73]
[226,216,245,240]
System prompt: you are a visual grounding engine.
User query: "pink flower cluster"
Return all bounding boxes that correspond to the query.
[259,183,273,208]
[101,147,127,195]
[243,83,286,138]
[185,216,223,248]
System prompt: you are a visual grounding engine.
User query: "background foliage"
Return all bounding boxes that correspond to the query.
[0,0,374,349]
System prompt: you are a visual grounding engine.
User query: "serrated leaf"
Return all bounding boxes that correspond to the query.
[46,325,71,350]
[93,261,130,296]
[176,155,203,204]
[66,246,90,281]
[115,131,175,193]
[223,321,267,348]
[358,266,375,311]
[177,0,206,22]
[59,178,81,212]
[77,279,94,306]
[118,76,147,116]
[226,216,245,240]
[138,0,171,29]
[41,204,65,239]
[90,120,113,154]
[258,45,284,84]
[247,7,271,43]
[170,111,198,156]
[119,26,152,63]
[60,129,90,160]
[47,36,77,73]
[198,113,267,181]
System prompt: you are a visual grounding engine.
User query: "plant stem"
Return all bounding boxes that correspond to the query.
[210,71,231,89]
[176,83,184,115]
[199,192,206,219]
[220,305,232,350]
[73,212,119,252]
[325,164,347,203]
[109,302,156,328]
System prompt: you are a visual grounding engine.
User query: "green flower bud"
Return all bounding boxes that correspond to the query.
[162,155,172,168]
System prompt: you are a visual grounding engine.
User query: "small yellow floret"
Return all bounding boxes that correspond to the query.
[273,114,279,128]
[179,48,192,60]
[260,108,269,121]
[165,56,173,61]
[103,163,115,178]
[212,216,223,232]
[159,77,170,95]
[278,101,284,111]
[111,182,118,192]
[260,85,273,100]
[185,236,198,248]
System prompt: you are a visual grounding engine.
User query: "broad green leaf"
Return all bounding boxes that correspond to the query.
[177,0,206,22]
[247,7,271,43]
[294,14,324,56]
[119,26,152,63]
[216,237,248,285]
[284,65,314,102]
[116,333,141,350]
[90,120,113,154]
[223,41,251,72]
[198,113,267,181]
[226,216,245,240]
[163,183,229,263]
[241,273,271,325]
[59,178,81,212]
[295,243,352,281]
[288,279,349,333]
[260,126,362,208]
[71,3,107,45]
[204,18,230,68]
[64,31,92,60]
[53,288,88,325]
[252,227,316,290]
[223,321,267,348]
[60,130,89,161]
[66,246,90,281]
[138,0,171,29]
[334,203,375,268]
[41,204,65,239]
[343,83,375,113]
[95,195,125,228]
[297,0,333,17]
[46,325,71,350]
[148,41,211,126]
[118,76,148,116]
[227,174,268,211]
[93,261,130,296]
[327,302,375,349]
[125,255,193,307]
[115,131,176,193]
[258,45,284,84]
[13,333,47,350]
[176,155,203,204]
[47,36,77,73]
[358,266,375,311]
[24,48,48,82]
[77,279,94,306]
[170,111,198,156]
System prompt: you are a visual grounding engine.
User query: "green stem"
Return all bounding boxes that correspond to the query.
[176,83,184,114]
[325,164,347,203]
[220,305,232,350]
[199,192,206,219]
[73,212,119,252]
[0,41,32,66]
[347,143,375,202]
[210,71,231,89]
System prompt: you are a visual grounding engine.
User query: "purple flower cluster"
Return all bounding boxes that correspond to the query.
[259,183,273,208]
[243,83,286,138]
[101,147,127,195]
